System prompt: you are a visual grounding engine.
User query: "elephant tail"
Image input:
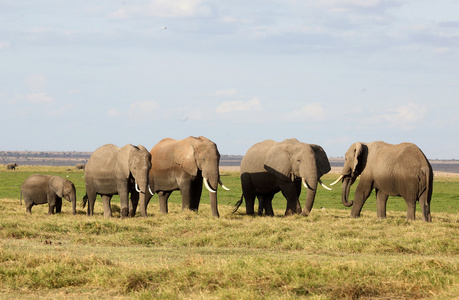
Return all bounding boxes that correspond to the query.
[82,194,88,208]
[232,194,244,213]
[422,166,434,201]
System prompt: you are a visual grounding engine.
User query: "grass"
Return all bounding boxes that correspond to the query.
[0,165,458,299]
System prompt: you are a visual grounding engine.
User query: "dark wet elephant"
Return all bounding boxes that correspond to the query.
[235,139,331,216]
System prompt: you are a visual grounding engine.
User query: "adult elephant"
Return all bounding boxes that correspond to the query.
[7,163,18,170]
[331,141,433,222]
[20,174,77,214]
[75,163,86,170]
[83,144,152,218]
[235,139,331,216]
[145,136,229,218]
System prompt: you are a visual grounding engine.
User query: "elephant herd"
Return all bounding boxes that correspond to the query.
[18,137,434,222]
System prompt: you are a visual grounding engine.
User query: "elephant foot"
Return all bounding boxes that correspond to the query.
[121,208,129,218]
[284,210,295,217]
[300,210,310,217]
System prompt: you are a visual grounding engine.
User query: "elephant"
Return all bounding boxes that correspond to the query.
[83,144,152,218]
[75,163,86,170]
[7,163,18,170]
[20,174,77,215]
[331,141,433,222]
[145,136,229,218]
[234,139,331,216]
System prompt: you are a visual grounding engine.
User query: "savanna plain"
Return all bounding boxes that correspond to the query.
[0,165,458,299]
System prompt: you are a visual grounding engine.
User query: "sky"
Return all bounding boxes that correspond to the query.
[1,0,458,159]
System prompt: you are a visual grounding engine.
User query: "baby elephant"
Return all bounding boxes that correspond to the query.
[20,174,77,215]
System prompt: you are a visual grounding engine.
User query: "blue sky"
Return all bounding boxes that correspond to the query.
[1,0,458,159]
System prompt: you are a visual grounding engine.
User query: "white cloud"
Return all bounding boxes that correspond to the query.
[216,97,261,114]
[25,93,54,104]
[110,0,212,19]
[284,103,326,121]
[127,101,159,121]
[382,103,428,129]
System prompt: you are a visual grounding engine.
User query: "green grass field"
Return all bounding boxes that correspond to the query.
[0,165,458,299]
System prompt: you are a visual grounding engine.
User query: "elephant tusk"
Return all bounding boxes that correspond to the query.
[319,179,332,191]
[135,183,141,193]
[203,177,217,193]
[219,179,230,191]
[330,175,344,186]
[148,185,154,195]
[302,178,309,189]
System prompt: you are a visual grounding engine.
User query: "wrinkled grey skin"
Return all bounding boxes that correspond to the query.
[7,163,18,170]
[338,141,433,222]
[83,144,152,218]
[20,174,77,215]
[75,163,86,170]
[236,139,331,216]
[145,136,223,217]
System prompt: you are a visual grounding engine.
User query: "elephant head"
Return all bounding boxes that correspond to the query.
[174,136,228,217]
[120,144,152,216]
[331,142,368,207]
[50,176,77,215]
[264,139,331,215]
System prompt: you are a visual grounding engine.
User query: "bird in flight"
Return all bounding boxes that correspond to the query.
[161,26,167,29]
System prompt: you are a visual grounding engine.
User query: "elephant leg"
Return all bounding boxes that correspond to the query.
[101,195,113,218]
[158,191,171,213]
[179,184,192,211]
[26,201,33,214]
[419,190,432,222]
[263,193,275,217]
[55,197,62,214]
[189,178,203,211]
[281,183,300,216]
[130,192,139,217]
[375,189,389,219]
[48,195,57,215]
[241,173,256,215]
[118,190,129,218]
[48,204,55,215]
[406,198,416,221]
[86,189,97,216]
[257,195,264,216]
[350,180,374,218]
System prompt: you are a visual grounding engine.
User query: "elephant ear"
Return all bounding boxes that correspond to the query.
[264,145,291,181]
[136,144,149,153]
[117,145,133,179]
[174,142,198,176]
[50,176,63,198]
[353,142,364,174]
[311,144,331,178]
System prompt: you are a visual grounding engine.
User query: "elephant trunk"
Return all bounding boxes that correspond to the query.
[138,180,148,217]
[204,172,219,217]
[302,179,318,216]
[135,170,149,217]
[341,177,354,207]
